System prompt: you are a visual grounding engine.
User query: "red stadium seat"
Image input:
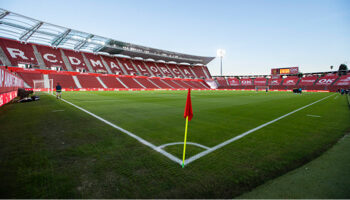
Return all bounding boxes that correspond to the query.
[118,77,144,88]
[162,79,183,88]
[83,53,109,73]
[16,70,43,87]
[134,77,159,88]
[216,77,229,87]
[132,60,153,76]
[98,75,126,88]
[116,58,138,75]
[241,78,253,87]
[177,64,196,78]
[254,78,267,86]
[0,38,38,67]
[144,61,163,77]
[155,62,173,77]
[167,64,183,77]
[148,78,171,88]
[48,73,77,89]
[62,49,90,72]
[76,74,103,88]
[100,55,124,75]
[191,66,207,79]
[35,44,68,70]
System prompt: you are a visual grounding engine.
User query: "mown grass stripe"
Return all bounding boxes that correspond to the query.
[184,94,335,166]
[58,97,183,165]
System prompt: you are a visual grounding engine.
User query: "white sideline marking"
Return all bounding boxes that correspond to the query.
[58,98,183,165]
[334,96,339,99]
[183,94,335,166]
[157,142,210,150]
[307,114,321,118]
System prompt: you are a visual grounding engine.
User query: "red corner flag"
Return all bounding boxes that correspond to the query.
[184,88,193,121]
[182,88,193,168]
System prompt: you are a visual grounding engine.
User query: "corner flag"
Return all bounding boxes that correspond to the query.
[182,88,193,168]
[184,88,193,121]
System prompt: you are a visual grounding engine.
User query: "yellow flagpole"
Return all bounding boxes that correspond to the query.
[182,116,189,168]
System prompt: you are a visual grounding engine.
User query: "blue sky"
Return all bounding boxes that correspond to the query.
[1,0,349,75]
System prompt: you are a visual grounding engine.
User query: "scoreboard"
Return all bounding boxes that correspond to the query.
[271,67,299,75]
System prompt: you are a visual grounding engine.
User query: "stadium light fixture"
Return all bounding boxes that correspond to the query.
[217,49,226,76]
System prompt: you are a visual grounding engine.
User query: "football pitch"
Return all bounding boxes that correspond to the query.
[0,90,349,198]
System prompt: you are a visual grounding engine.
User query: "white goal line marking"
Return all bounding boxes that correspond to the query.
[183,93,335,166]
[59,98,183,165]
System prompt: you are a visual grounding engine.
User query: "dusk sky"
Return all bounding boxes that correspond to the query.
[1,0,349,75]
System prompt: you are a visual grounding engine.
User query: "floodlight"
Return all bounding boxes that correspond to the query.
[217,49,226,57]
[217,49,226,76]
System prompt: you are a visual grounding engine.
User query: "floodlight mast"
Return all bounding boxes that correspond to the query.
[217,49,226,76]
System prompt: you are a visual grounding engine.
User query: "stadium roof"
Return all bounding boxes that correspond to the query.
[0,8,215,65]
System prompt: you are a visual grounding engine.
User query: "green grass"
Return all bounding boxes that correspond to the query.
[238,134,350,198]
[0,90,349,198]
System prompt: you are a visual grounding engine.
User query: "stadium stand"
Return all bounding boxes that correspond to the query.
[298,76,318,88]
[48,72,77,89]
[315,75,338,86]
[148,77,172,88]
[99,75,126,88]
[116,58,138,75]
[0,37,210,80]
[16,70,43,87]
[333,74,350,86]
[173,79,191,88]
[202,66,211,79]
[328,74,350,91]
[192,66,207,79]
[182,80,197,88]
[132,60,152,76]
[100,55,124,74]
[76,74,103,88]
[227,77,240,86]
[178,64,196,78]
[254,77,267,86]
[61,49,90,72]
[134,77,159,88]
[268,78,284,89]
[0,36,212,82]
[166,64,183,77]
[35,44,67,70]
[216,77,229,87]
[83,53,109,74]
[161,78,182,88]
[183,80,200,89]
[283,76,299,89]
[241,78,253,88]
[155,62,173,77]
[144,61,163,77]
[191,80,209,89]
[118,77,144,88]
[0,38,38,67]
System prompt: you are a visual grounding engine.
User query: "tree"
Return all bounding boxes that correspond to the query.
[338,64,348,75]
